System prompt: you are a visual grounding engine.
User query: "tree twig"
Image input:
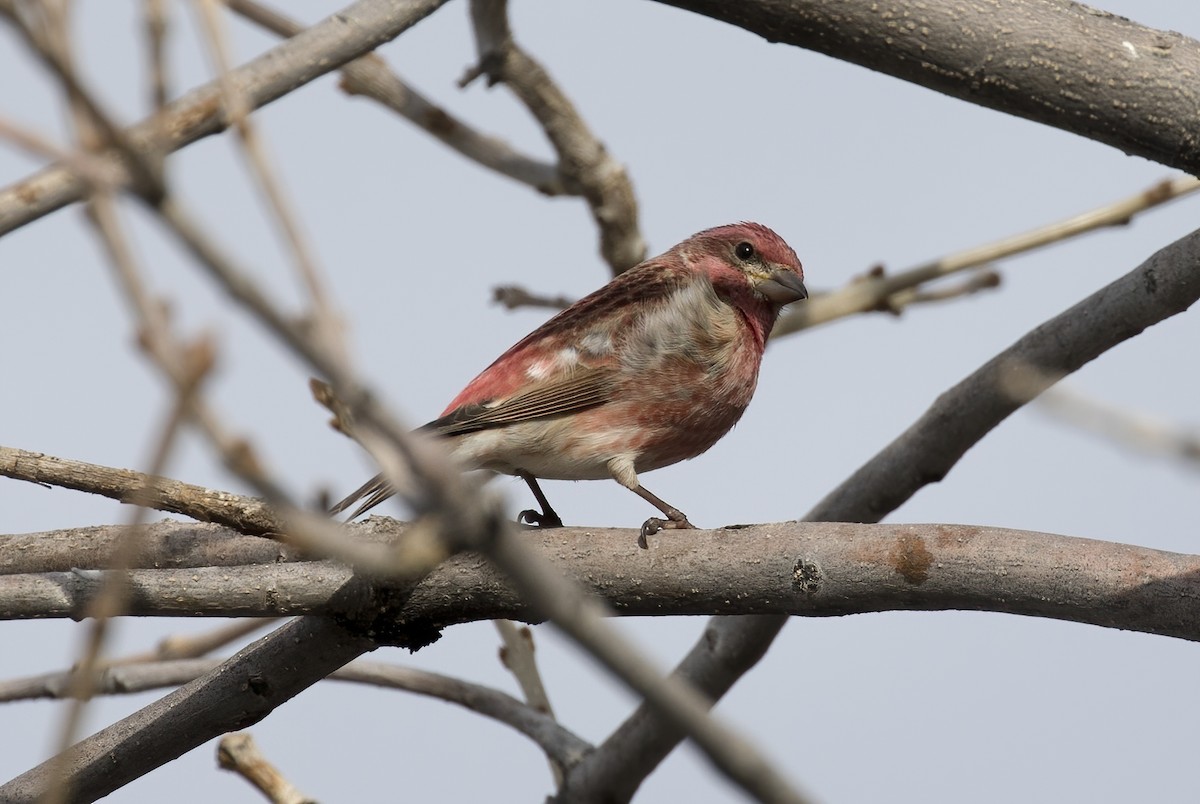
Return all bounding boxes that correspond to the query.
[0,446,279,536]
[0,656,592,770]
[0,0,451,237]
[773,175,1200,336]
[1000,367,1200,468]
[466,0,644,273]
[218,733,317,804]
[225,0,568,195]
[495,620,562,784]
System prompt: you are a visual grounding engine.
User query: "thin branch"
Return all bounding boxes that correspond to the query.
[894,269,1002,307]
[493,174,1198,320]
[0,0,451,237]
[218,733,317,804]
[191,0,344,363]
[27,14,198,795]
[476,523,814,804]
[0,656,592,770]
[225,0,568,195]
[0,446,279,536]
[0,116,117,190]
[336,659,591,769]
[0,0,165,202]
[113,618,277,665]
[495,621,555,718]
[0,617,377,804]
[466,0,644,273]
[492,283,574,311]
[1037,389,1200,467]
[143,0,171,113]
[495,620,562,784]
[1001,370,1200,469]
[773,175,1200,336]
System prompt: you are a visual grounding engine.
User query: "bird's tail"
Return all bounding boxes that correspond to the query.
[329,473,396,519]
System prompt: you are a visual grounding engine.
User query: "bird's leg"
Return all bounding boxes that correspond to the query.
[632,485,694,549]
[516,471,564,528]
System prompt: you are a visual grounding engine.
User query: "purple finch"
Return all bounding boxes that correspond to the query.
[332,222,807,547]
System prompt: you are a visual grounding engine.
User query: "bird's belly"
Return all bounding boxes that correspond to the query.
[447,393,748,481]
[449,421,617,480]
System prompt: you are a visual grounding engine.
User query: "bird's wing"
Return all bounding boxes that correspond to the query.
[440,259,694,412]
[423,365,617,437]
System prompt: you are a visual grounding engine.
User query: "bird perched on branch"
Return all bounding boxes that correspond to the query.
[331,222,807,547]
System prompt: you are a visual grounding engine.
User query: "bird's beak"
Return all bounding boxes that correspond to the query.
[757,268,808,304]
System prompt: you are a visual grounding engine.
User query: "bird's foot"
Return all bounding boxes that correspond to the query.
[637,515,694,549]
[518,508,564,529]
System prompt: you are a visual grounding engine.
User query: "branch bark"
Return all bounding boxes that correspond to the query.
[657,0,1200,174]
[0,521,298,575]
[0,447,280,537]
[3,521,1200,641]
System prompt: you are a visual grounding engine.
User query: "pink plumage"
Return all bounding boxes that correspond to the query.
[332,222,807,546]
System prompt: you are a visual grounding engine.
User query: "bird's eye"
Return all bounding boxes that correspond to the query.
[735,242,755,260]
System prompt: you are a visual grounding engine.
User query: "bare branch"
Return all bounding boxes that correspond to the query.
[0,656,592,770]
[0,446,280,536]
[492,283,573,311]
[894,269,1002,308]
[1001,371,1200,469]
[495,621,555,718]
[142,0,171,113]
[466,0,644,273]
[495,620,562,784]
[6,520,1200,637]
[225,0,568,195]
[337,659,590,769]
[117,618,277,665]
[656,0,1200,174]
[774,175,1200,336]
[192,0,344,361]
[0,0,451,237]
[218,733,317,804]
[0,617,377,804]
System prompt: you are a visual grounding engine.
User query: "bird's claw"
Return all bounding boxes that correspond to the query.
[518,509,564,529]
[637,515,694,548]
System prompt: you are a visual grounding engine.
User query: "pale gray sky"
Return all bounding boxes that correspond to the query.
[2,2,1199,801]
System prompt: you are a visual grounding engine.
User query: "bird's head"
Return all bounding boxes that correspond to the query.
[688,222,807,309]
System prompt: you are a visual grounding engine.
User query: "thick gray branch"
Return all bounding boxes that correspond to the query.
[657,0,1200,174]
[0,521,299,575]
[3,522,1200,642]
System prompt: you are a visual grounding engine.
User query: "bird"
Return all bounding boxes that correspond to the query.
[331,222,807,547]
